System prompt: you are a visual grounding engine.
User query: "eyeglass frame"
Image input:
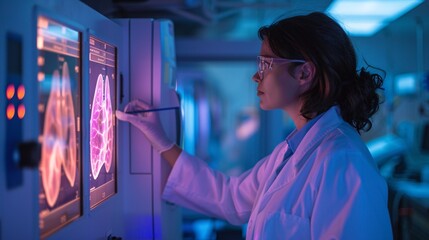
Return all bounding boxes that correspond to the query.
[257,56,306,80]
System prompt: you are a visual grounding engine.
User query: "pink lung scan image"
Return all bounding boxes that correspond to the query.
[40,62,77,207]
[90,74,113,179]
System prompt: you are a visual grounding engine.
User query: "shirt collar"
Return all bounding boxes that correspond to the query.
[285,113,324,153]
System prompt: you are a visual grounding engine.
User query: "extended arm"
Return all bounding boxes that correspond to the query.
[116,99,266,224]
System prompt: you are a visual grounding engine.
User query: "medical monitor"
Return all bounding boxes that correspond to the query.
[88,35,117,209]
[37,15,82,238]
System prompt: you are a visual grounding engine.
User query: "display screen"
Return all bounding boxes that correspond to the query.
[89,36,117,209]
[37,16,81,238]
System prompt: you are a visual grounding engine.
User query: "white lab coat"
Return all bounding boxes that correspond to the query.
[163,106,393,239]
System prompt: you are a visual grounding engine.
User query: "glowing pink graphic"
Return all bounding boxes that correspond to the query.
[40,62,77,207]
[90,74,113,179]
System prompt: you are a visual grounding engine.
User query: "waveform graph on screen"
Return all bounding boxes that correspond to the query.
[89,36,117,209]
[37,16,81,239]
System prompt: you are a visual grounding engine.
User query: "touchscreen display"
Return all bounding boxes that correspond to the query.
[37,16,81,238]
[89,36,117,209]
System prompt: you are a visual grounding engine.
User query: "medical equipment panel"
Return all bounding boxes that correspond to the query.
[37,15,82,239]
[88,35,117,209]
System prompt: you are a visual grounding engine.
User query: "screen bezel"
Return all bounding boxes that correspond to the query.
[88,35,118,210]
[36,14,83,239]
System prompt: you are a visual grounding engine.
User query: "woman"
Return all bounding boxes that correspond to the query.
[116,12,392,239]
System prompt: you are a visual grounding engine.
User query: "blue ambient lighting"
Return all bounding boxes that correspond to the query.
[394,73,418,96]
[326,0,424,36]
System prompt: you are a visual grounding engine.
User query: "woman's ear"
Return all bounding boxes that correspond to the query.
[298,62,315,84]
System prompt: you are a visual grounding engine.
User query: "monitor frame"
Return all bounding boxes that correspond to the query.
[88,35,118,210]
[36,14,83,239]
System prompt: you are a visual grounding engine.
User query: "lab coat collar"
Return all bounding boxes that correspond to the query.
[266,105,345,194]
[293,105,344,166]
[286,112,324,155]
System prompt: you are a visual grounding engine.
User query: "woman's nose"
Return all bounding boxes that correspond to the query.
[252,72,261,83]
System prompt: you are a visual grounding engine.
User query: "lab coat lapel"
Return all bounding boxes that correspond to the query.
[259,143,293,195]
[265,106,344,195]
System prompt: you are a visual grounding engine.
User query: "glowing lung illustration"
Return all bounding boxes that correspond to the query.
[61,62,77,186]
[90,74,113,179]
[40,61,77,207]
[104,76,113,173]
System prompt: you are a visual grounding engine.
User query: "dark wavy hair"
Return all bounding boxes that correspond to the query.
[258,12,384,133]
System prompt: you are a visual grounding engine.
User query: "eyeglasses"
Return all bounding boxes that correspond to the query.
[257,56,305,80]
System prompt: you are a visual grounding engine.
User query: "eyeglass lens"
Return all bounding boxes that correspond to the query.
[258,57,269,79]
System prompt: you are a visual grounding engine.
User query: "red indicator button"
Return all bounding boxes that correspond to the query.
[6,104,15,120]
[17,104,25,119]
[6,84,15,100]
[17,85,25,100]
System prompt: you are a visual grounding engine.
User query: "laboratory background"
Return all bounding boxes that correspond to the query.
[1,0,429,239]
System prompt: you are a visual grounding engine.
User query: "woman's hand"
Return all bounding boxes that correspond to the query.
[116,99,174,153]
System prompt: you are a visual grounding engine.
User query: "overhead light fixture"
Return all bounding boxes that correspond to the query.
[326,0,424,36]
